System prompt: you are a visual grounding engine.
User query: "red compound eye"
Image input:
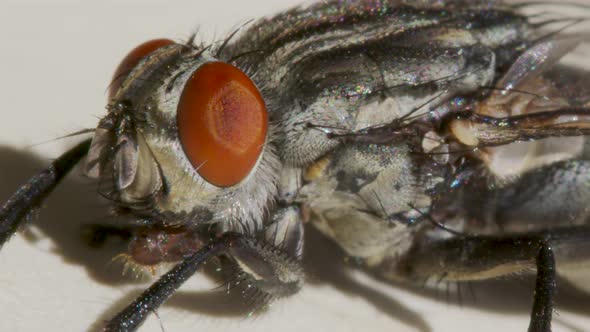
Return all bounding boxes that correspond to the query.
[109,38,175,98]
[177,62,268,187]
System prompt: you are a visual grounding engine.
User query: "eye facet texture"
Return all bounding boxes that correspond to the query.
[109,38,175,98]
[177,62,268,187]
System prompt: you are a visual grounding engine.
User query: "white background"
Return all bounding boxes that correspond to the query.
[0,1,589,332]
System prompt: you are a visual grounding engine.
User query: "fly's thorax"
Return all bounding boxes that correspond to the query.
[272,43,497,168]
[85,44,281,231]
[295,141,445,265]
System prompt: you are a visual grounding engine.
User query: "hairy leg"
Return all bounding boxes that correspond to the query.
[0,139,91,247]
[104,206,305,332]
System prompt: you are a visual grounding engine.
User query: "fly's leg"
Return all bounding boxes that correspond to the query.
[104,206,304,332]
[530,244,555,332]
[450,108,590,148]
[489,160,590,298]
[104,232,236,332]
[0,139,91,248]
[391,226,590,332]
[387,160,590,332]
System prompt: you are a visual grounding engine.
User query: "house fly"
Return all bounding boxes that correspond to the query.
[1,1,585,329]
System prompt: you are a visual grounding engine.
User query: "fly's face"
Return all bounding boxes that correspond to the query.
[85,39,280,231]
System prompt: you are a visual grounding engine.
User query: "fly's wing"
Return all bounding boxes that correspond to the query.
[449,32,590,178]
[0,139,91,247]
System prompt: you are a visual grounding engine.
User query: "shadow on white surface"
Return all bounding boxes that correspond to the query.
[0,145,589,332]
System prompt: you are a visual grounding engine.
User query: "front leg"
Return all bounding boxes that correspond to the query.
[0,139,91,247]
[104,206,305,332]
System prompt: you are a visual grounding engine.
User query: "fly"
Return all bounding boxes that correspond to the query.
[1,1,590,332]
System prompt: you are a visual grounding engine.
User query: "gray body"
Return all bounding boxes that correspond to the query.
[85,0,590,312]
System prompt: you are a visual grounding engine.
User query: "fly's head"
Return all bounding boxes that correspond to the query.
[84,39,280,232]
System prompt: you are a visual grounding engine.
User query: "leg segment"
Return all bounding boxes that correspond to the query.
[103,233,236,332]
[105,206,305,332]
[0,139,91,248]
[529,244,555,332]
[388,226,590,332]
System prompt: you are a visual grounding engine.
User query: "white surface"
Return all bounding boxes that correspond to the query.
[0,1,589,332]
